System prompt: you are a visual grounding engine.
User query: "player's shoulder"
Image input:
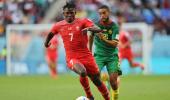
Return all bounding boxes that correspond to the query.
[53,20,66,26]
[120,30,130,37]
[78,18,93,22]
[95,20,118,27]
[111,20,119,27]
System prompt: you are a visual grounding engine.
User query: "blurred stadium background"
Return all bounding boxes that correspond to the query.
[0,0,170,100]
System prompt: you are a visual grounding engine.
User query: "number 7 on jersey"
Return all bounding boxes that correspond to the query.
[69,33,74,41]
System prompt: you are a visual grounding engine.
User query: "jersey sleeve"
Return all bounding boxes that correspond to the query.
[112,24,119,40]
[83,18,94,28]
[50,23,59,34]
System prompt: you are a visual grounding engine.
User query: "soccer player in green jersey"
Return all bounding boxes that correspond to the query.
[89,5,122,100]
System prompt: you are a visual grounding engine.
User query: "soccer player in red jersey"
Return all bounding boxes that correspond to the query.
[44,2,110,100]
[117,14,144,70]
[45,35,58,78]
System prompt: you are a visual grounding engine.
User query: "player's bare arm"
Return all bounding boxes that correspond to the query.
[44,32,54,48]
[83,26,107,52]
[82,26,104,34]
[104,39,119,47]
[88,33,94,52]
[87,26,105,52]
[97,32,119,47]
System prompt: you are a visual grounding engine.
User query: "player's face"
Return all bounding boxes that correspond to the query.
[63,8,76,23]
[98,8,110,22]
[117,17,124,27]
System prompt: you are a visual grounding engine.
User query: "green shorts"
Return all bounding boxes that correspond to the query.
[94,54,122,75]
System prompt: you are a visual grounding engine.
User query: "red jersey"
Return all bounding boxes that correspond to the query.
[50,18,94,61]
[119,30,131,51]
[119,30,133,61]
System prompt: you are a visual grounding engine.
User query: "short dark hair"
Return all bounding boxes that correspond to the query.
[115,11,123,17]
[98,5,110,11]
[63,1,76,10]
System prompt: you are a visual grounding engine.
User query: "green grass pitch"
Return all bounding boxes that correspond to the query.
[0,74,169,100]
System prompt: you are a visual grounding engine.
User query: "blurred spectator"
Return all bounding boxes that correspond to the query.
[74,0,170,36]
[1,0,170,36]
[0,0,54,36]
[153,17,170,36]
[3,0,53,25]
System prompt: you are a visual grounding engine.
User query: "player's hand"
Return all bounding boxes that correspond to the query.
[97,32,106,40]
[44,42,51,48]
[50,44,57,49]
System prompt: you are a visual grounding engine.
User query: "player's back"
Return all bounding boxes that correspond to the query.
[119,31,130,44]
[119,30,131,52]
[51,18,93,59]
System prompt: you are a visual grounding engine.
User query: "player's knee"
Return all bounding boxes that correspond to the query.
[80,70,87,77]
[91,74,102,86]
[74,63,87,77]
[78,65,87,77]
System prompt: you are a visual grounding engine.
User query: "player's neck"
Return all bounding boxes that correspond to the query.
[100,19,112,26]
[119,25,123,31]
[65,18,76,24]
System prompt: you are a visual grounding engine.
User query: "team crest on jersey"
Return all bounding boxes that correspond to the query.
[103,29,107,32]
[68,27,72,30]
[109,30,112,34]
[76,26,80,30]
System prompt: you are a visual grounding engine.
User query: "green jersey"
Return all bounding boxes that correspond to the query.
[94,21,119,57]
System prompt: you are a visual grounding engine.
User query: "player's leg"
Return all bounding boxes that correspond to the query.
[94,55,108,82]
[94,55,111,99]
[46,57,57,78]
[49,61,57,77]
[95,57,108,82]
[101,71,109,81]
[127,49,144,70]
[107,56,122,100]
[79,76,94,100]
[89,73,110,100]
[100,66,110,91]
[85,59,110,100]
[101,70,110,90]
[127,51,144,70]
[69,59,87,76]
[68,59,94,99]
[109,73,119,100]
[128,58,144,70]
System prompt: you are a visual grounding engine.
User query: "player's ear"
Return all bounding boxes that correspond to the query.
[63,11,66,16]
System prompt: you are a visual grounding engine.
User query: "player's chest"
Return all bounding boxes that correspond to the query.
[59,23,83,35]
[59,23,85,41]
[98,25,114,40]
[100,25,114,35]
